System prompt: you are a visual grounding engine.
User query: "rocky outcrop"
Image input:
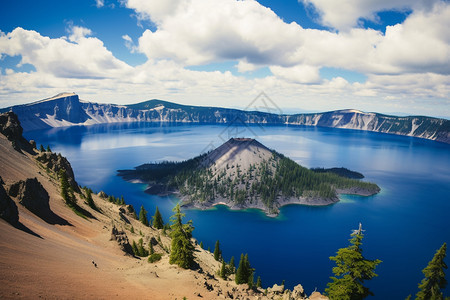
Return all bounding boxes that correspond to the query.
[2,93,448,144]
[36,152,80,192]
[0,112,36,153]
[0,176,19,225]
[8,178,50,215]
[110,225,134,256]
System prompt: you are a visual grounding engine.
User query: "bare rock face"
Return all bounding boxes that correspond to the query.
[118,205,137,220]
[268,284,285,294]
[8,178,50,215]
[0,112,35,153]
[0,112,24,142]
[110,225,134,256]
[36,152,80,192]
[291,284,305,299]
[0,176,19,225]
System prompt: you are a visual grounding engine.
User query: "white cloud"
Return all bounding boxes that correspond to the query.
[236,60,258,73]
[68,25,92,42]
[128,0,303,66]
[95,0,104,8]
[124,0,450,77]
[122,34,135,51]
[269,65,320,84]
[0,27,132,79]
[300,0,441,31]
[0,1,449,118]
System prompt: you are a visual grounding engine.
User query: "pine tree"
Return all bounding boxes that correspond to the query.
[39,144,45,152]
[132,240,138,255]
[229,256,235,274]
[416,243,447,300]
[325,223,381,300]
[46,145,51,152]
[214,240,222,261]
[152,206,164,229]
[85,188,97,210]
[169,203,194,269]
[199,241,204,249]
[235,253,254,285]
[59,169,76,205]
[139,205,149,226]
[248,271,254,289]
[256,276,262,288]
[235,253,246,284]
[149,242,154,255]
[220,260,227,279]
[137,238,148,257]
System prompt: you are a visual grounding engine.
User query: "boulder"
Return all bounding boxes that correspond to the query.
[269,284,284,294]
[292,284,305,299]
[9,178,50,215]
[0,178,19,225]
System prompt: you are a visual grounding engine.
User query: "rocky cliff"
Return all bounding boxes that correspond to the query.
[2,93,448,144]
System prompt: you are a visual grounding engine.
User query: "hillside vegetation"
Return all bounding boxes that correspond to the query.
[119,138,380,216]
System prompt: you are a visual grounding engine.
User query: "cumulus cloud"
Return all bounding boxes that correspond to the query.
[123,0,450,77]
[0,0,449,118]
[0,26,132,79]
[300,0,441,31]
[269,65,321,84]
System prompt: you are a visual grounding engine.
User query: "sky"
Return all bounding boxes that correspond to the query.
[0,0,449,118]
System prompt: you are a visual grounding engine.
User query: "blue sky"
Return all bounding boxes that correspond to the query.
[0,0,449,117]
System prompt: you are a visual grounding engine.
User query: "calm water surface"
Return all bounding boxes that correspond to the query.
[25,123,450,299]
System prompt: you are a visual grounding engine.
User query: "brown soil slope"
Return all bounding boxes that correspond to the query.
[0,112,326,300]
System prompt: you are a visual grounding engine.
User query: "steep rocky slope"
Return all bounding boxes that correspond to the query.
[0,112,327,299]
[1,93,448,143]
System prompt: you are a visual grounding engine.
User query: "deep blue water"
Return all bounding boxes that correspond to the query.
[25,123,450,299]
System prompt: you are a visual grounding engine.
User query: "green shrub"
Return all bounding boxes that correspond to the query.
[148,253,162,263]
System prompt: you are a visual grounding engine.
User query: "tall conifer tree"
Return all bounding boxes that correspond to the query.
[169,204,194,269]
[416,243,447,300]
[326,223,381,299]
[214,240,222,261]
[139,205,149,226]
[152,206,164,229]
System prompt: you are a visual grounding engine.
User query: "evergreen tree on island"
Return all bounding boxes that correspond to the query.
[214,240,222,261]
[139,205,149,226]
[152,206,164,229]
[169,203,194,269]
[325,223,381,299]
[416,242,448,300]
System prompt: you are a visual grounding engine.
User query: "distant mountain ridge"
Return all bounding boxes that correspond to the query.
[1,93,448,144]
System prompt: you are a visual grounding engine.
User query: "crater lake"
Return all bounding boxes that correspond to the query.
[25,122,450,299]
